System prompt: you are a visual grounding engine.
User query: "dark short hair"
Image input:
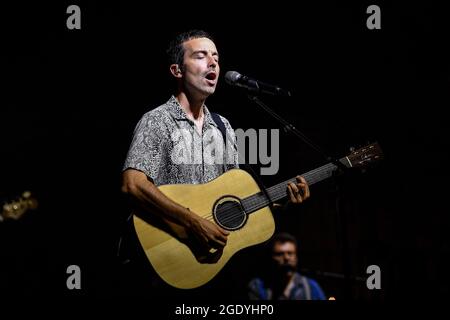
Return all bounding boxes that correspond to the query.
[269,232,298,251]
[166,30,214,69]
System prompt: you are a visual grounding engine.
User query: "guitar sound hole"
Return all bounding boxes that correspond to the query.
[213,197,247,230]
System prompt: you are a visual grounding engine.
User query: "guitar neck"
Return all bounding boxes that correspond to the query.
[242,156,352,214]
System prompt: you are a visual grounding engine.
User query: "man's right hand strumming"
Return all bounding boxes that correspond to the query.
[122,169,229,251]
[187,214,229,250]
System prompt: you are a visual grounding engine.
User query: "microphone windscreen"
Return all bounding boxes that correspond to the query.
[224,71,241,85]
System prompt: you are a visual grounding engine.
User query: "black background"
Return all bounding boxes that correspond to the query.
[1,0,449,303]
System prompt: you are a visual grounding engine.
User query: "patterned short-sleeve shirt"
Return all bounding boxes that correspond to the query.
[123,96,239,186]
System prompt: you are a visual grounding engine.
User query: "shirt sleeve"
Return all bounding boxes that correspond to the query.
[122,112,167,182]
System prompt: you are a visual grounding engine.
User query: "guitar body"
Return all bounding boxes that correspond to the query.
[133,169,275,289]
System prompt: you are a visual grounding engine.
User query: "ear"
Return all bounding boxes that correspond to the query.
[170,64,182,78]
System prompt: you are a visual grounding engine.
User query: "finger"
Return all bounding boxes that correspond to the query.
[297,176,310,199]
[196,234,210,249]
[211,228,229,246]
[302,183,310,199]
[215,232,228,244]
[218,226,230,236]
[287,184,295,203]
[288,183,300,203]
[296,176,308,187]
[290,182,303,203]
[297,185,309,200]
[210,238,226,249]
[296,190,303,203]
[296,176,306,184]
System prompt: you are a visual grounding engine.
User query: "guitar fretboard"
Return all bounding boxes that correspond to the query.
[241,156,351,214]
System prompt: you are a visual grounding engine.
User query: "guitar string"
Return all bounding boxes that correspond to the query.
[219,164,335,217]
[199,165,337,225]
[203,153,377,226]
[202,165,336,223]
[188,150,375,224]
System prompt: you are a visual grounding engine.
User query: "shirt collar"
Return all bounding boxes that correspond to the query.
[166,95,218,128]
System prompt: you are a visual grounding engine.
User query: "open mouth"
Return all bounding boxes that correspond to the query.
[205,72,217,81]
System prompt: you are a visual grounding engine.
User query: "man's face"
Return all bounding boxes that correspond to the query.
[272,241,298,273]
[180,37,220,98]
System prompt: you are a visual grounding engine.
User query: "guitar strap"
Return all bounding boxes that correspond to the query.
[210,112,227,148]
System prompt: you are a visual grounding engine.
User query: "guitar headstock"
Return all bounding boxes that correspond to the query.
[1,191,38,222]
[347,142,384,169]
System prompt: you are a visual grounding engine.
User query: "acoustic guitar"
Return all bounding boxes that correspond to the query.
[133,142,383,289]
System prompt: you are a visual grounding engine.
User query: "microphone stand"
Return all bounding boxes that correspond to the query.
[247,95,348,171]
[246,94,352,300]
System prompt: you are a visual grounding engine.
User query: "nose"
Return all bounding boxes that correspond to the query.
[208,55,217,69]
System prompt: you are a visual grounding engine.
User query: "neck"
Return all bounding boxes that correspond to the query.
[176,91,205,120]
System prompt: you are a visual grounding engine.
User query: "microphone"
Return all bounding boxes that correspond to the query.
[224,71,291,97]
